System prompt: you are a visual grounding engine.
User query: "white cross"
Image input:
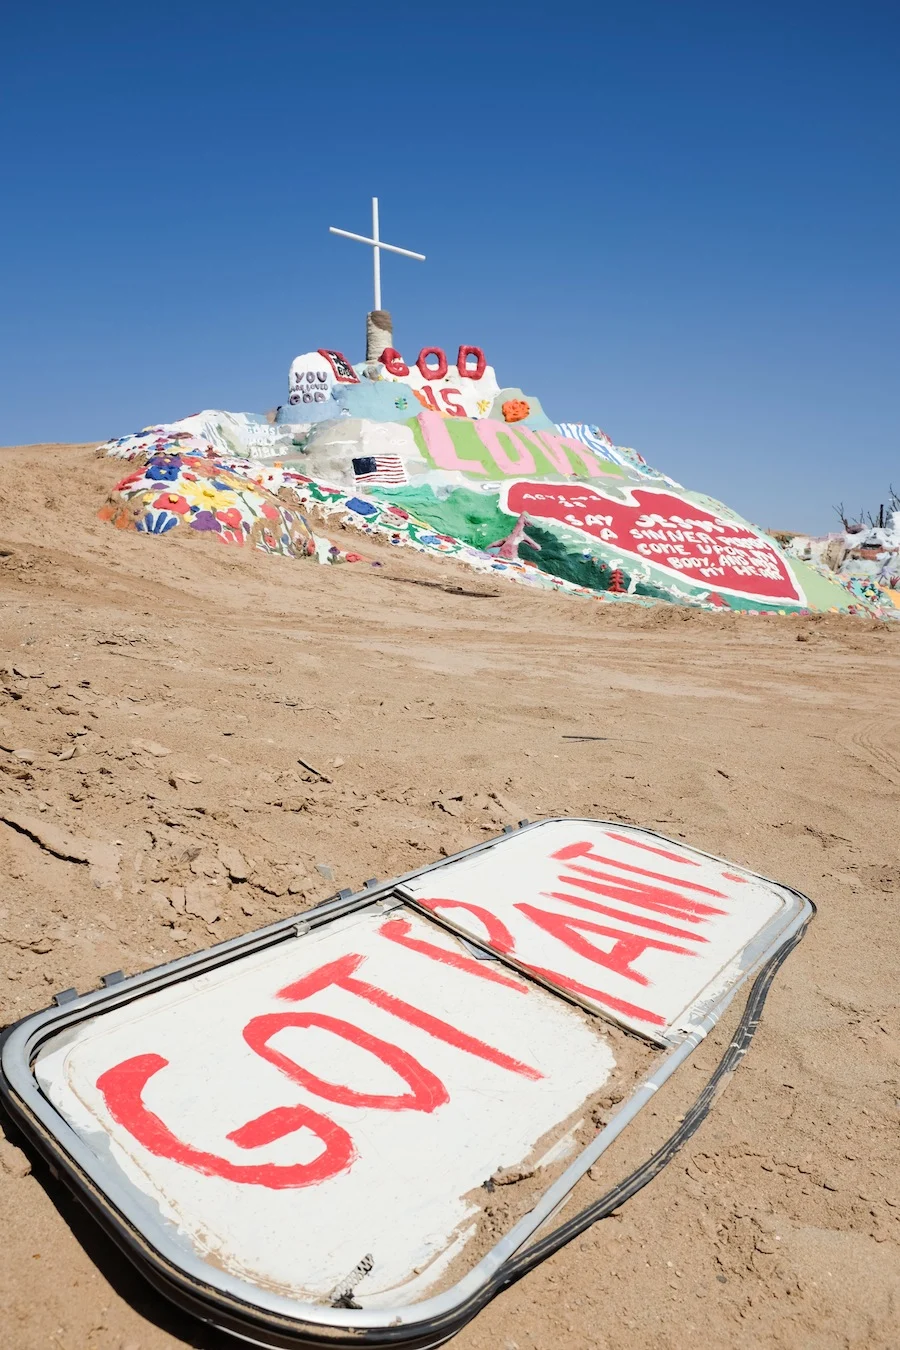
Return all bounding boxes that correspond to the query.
[329,197,425,313]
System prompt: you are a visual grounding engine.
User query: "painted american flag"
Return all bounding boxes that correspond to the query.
[352,454,409,486]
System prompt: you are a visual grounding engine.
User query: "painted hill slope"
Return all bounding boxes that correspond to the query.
[98,344,895,618]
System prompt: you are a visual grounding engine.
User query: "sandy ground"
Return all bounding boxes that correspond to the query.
[0,440,898,1350]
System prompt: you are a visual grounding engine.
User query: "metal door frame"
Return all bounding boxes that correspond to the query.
[0,820,813,1348]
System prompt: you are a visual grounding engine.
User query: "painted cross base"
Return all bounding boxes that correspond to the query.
[366,310,393,364]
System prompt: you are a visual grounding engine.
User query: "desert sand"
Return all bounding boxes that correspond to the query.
[0,440,898,1350]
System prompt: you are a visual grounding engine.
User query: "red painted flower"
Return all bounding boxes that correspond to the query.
[115,471,144,491]
[216,507,243,529]
[260,502,280,521]
[153,492,191,514]
[217,527,245,546]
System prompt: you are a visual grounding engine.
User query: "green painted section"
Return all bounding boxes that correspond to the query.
[406,417,628,482]
[369,483,511,549]
[370,479,861,613]
[515,524,672,602]
[787,557,855,612]
[487,387,556,431]
[318,414,878,616]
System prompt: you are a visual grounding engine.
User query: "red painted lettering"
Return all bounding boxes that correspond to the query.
[417,896,667,1028]
[550,843,727,929]
[542,890,708,943]
[502,485,804,603]
[515,904,696,987]
[559,868,726,924]
[277,953,542,1081]
[413,897,518,953]
[417,347,449,381]
[378,917,528,992]
[601,832,702,867]
[439,387,467,417]
[523,964,666,1029]
[457,345,486,379]
[416,385,442,413]
[242,1011,448,1112]
[97,1053,355,1189]
[379,347,410,377]
[552,841,725,899]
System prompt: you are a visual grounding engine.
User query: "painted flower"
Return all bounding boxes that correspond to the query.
[259,501,281,521]
[215,506,243,529]
[193,482,238,511]
[502,399,530,423]
[137,510,179,534]
[217,526,245,546]
[190,510,221,532]
[146,458,182,482]
[153,492,191,515]
[115,470,146,491]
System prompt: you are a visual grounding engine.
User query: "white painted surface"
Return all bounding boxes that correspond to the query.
[298,419,424,488]
[36,909,613,1306]
[403,823,788,1040]
[377,358,501,421]
[288,351,339,408]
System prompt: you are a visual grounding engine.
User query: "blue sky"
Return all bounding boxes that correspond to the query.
[1,2,897,533]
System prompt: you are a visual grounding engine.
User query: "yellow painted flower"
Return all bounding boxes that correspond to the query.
[189,481,239,510]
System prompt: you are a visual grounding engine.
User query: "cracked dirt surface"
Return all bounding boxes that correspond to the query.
[0,440,898,1350]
